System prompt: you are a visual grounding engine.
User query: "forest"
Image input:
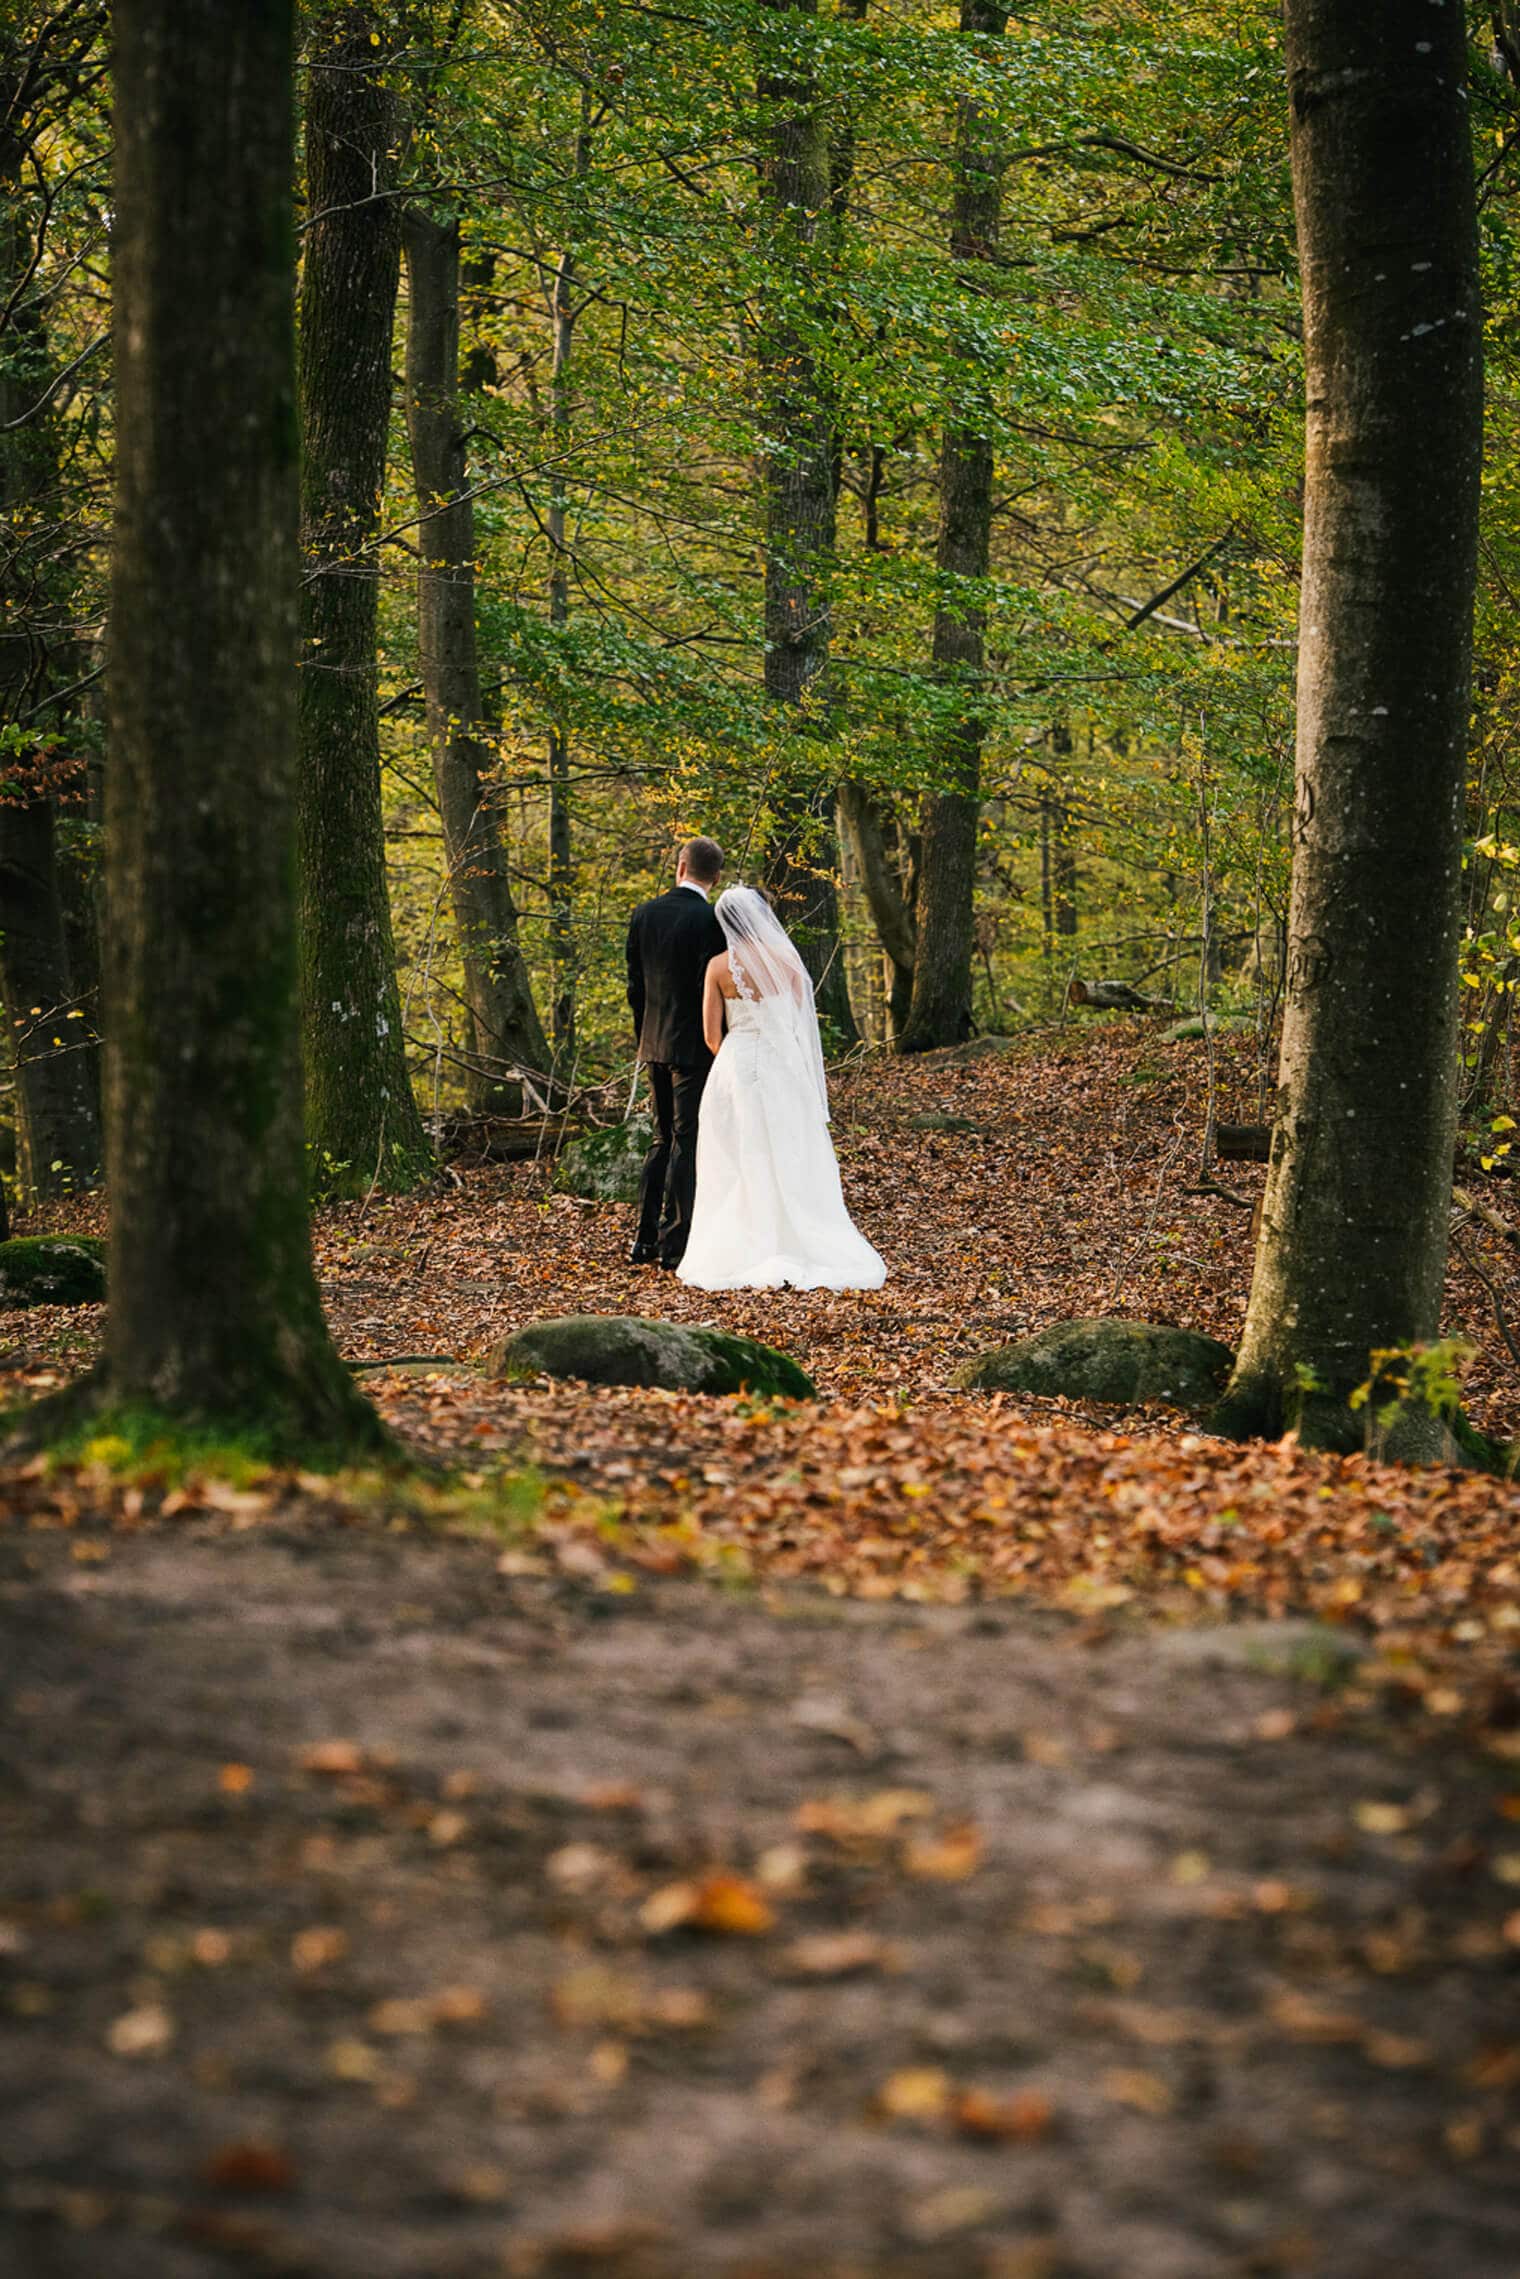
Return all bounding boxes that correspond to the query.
[2,3,1519,2275]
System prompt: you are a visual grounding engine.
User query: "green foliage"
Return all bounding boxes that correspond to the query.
[23,0,1520,1115]
[18,1394,350,1485]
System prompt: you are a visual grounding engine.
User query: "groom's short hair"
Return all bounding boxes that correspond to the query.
[679,836,723,885]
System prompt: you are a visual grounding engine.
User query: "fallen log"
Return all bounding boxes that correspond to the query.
[1452,1185,1520,1246]
[1067,977,1178,1014]
[1215,1123,1272,1163]
[434,1112,585,1163]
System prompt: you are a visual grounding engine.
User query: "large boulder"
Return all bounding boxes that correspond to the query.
[957,1317,1232,1412]
[484,1314,816,1400]
[0,1236,106,1309]
[553,1117,652,1204]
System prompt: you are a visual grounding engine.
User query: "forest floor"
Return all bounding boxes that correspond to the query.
[3,1022,1520,2277]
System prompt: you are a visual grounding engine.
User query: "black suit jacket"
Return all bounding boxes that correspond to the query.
[627,887,726,1065]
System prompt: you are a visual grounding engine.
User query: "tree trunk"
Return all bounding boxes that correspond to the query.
[1050,721,1077,938]
[1213,0,1483,1458]
[52,0,380,1451]
[897,0,1008,1055]
[402,206,548,1109]
[297,3,430,1196]
[0,804,100,1196]
[755,0,856,1044]
[0,75,102,1199]
[837,777,914,1041]
[544,91,591,1078]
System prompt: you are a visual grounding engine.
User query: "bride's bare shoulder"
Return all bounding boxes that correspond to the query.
[707,951,739,998]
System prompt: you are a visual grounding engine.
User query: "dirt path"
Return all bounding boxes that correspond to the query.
[3,1513,1517,2279]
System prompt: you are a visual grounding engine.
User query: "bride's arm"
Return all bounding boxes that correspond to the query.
[702,957,727,1055]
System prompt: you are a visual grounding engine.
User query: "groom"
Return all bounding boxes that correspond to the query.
[626,836,726,1269]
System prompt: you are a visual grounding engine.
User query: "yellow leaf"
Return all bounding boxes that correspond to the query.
[902,1821,982,1882]
[1102,2067,1173,2116]
[641,1872,775,1937]
[795,1789,934,1842]
[876,2066,951,2122]
[1354,1800,1410,1835]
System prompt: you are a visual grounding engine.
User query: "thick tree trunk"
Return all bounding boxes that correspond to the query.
[0,84,102,1199]
[756,0,856,1044]
[898,0,1008,1055]
[1213,0,1482,1458]
[297,4,430,1195]
[62,0,379,1450]
[402,207,548,1109]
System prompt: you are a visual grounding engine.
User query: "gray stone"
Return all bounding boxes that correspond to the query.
[956,1317,1233,1412]
[484,1314,817,1400]
[1157,1621,1366,1687]
[553,1117,652,1204]
[0,1236,106,1310]
[906,1112,981,1134]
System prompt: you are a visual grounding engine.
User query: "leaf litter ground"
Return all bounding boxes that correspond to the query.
[2,1023,1519,2276]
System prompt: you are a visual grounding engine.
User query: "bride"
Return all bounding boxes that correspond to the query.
[677,886,886,1293]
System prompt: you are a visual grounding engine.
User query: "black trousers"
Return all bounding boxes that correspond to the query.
[635,1060,708,1266]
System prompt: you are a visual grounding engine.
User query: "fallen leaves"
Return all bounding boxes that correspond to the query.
[290,1925,347,1973]
[298,1739,366,1777]
[901,1821,983,1882]
[106,2003,173,2058]
[201,2142,294,2195]
[639,1872,776,1938]
[550,1964,710,2035]
[953,2087,1055,2143]
[795,1789,935,1843]
[1102,2066,1175,2117]
[877,2069,1056,2145]
[779,1930,902,1978]
[367,1986,486,2036]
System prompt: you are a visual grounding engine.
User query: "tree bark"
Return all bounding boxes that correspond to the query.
[543,89,592,1077]
[62,0,380,1450]
[837,777,914,1040]
[1213,0,1483,1457]
[297,3,431,1195]
[755,0,856,1044]
[897,0,1008,1055]
[0,52,102,1199]
[402,206,548,1109]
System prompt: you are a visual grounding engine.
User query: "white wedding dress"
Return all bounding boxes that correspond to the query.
[677,891,885,1293]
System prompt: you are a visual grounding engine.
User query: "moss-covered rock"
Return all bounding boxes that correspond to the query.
[0,1236,106,1309]
[553,1117,653,1204]
[484,1314,816,1400]
[1161,1013,1253,1043]
[956,1317,1232,1412]
[906,1112,982,1134]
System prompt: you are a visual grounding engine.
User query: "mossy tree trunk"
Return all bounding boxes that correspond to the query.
[755,0,857,1046]
[298,3,431,1195]
[897,0,1008,1055]
[402,206,548,1110]
[542,88,593,1079]
[0,56,102,1200]
[1212,0,1482,1458]
[77,0,382,1452]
